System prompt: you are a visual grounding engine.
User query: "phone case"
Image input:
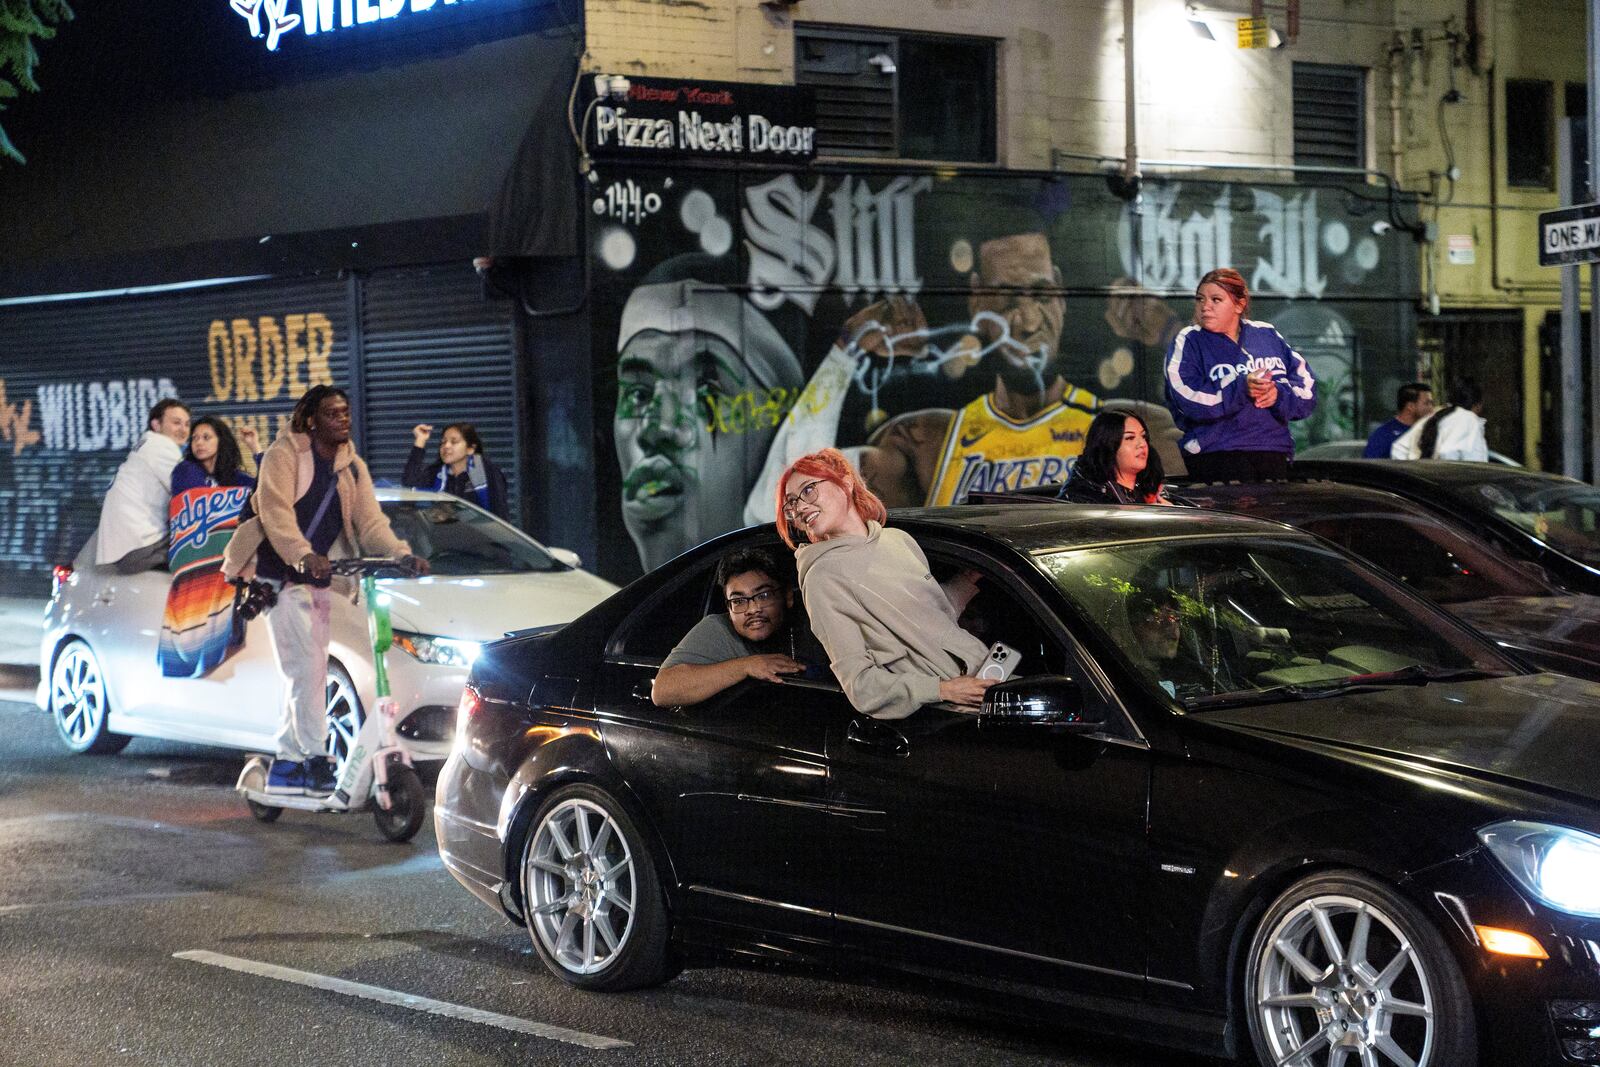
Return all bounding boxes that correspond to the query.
[976,642,1021,681]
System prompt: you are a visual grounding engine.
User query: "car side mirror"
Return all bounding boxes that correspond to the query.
[978,674,1103,730]
[549,547,582,569]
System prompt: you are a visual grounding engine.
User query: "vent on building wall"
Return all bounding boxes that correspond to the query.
[1292,63,1367,169]
[797,30,897,158]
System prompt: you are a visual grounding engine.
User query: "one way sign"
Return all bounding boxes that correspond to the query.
[1540,202,1600,266]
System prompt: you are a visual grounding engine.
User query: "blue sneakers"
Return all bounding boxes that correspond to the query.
[264,758,306,796]
[306,757,338,796]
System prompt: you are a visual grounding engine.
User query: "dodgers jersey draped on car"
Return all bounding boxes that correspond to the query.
[1164,320,1316,456]
[927,388,1099,505]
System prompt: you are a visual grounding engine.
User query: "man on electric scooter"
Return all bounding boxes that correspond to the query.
[222,385,429,797]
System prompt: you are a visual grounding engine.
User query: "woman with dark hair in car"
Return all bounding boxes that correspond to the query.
[403,422,510,520]
[171,417,257,492]
[775,447,993,720]
[1060,410,1173,505]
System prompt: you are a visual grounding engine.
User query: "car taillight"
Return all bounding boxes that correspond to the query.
[454,686,481,751]
[51,564,72,598]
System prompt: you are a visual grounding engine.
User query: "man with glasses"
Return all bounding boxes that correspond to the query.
[652,547,826,706]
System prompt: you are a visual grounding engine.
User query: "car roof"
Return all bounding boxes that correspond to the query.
[1292,458,1554,489]
[890,502,1306,554]
[374,485,464,503]
[1172,478,1440,518]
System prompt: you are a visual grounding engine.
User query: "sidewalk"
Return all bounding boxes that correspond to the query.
[0,597,44,704]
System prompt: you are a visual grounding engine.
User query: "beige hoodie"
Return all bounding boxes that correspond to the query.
[796,521,988,720]
[222,429,409,581]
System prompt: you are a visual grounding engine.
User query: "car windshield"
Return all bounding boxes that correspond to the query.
[1453,476,1600,565]
[380,499,564,576]
[1036,537,1513,710]
[1298,510,1550,603]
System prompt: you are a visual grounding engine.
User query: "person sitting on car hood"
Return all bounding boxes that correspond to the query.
[651,547,827,707]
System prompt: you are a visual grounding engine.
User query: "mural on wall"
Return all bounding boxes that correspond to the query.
[0,288,342,594]
[590,166,1417,579]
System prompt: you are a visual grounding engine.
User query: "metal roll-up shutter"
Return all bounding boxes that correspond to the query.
[358,265,520,522]
[0,274,350,595]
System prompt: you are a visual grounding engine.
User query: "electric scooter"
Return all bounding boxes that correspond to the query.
[235,557,427,842]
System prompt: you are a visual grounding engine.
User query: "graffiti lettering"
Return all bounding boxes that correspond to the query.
[703,387,801,435]
[1251,189,1326,299]
[207,313,334,404]
[594,180,663,226]
[743,174,930,314]
[36,377,177,453]
[0,379,41,455]
[1119,186,1233,294]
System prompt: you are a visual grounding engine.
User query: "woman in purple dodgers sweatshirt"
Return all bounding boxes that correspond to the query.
[1163,267,1317,483]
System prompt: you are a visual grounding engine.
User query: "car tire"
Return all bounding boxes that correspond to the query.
[520,783,674,992]
[1243,869,1477,1067]
[49,640,131,755]
[324,660,364,784]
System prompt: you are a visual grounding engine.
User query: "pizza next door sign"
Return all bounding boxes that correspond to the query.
[588,77,817,163]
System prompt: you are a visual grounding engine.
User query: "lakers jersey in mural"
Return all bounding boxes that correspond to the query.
[927,388,1100,505]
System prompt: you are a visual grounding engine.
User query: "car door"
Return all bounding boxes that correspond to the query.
[596,551,852,945]
[825,547,1153,1001]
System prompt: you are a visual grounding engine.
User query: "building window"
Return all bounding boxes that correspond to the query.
[1506,79,1554,189]
[1292,63,1367,169]
[796,26,996,162]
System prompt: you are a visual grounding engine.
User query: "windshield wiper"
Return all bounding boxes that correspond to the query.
[1182,665,1510,711]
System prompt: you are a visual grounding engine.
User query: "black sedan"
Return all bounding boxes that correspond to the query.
[1293,459,1600,596]
[1168,479,1600,680]
[436,506,1600,1067]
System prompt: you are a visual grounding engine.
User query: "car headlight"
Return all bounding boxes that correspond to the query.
[1478,820,1600,918]
[392,630,482,668]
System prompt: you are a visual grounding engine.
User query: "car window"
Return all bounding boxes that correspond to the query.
[380,500,560,576]
[1300,513,1548,603]
[1461,477,1600,565]
[1037,536,1514,709]
[612,559,721,661]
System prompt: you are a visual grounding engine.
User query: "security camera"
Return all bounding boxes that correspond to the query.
[591,74,631,101]
[867,53,897,75]
[1372,220,1393,236]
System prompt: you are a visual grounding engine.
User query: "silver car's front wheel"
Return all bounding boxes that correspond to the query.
[1245,872,1476,1067]
[521,785,674,991]
[49,640,129,755]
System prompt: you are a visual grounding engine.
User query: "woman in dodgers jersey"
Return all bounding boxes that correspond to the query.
[1164,267,1317,482]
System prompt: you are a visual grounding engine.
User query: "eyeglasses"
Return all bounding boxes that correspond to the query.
[781,480,823,519]
[1139,607,1181,625]
[727,588,778,614]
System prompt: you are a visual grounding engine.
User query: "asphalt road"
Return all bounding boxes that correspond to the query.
[0,673,1229,1067]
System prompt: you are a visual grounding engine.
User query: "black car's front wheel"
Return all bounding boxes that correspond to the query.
[1244,870,1476,1067]
[520,784,673,991]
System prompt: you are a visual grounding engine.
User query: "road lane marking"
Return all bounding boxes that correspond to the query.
[172,950,632,1050]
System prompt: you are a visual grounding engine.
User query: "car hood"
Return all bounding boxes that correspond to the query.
[376,570,619,642]
[1448,595,1600,675]
[1196,673,1600,809]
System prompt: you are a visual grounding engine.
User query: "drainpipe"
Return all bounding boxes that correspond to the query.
[1123,0,1139,189]
[1388,34,1406,181]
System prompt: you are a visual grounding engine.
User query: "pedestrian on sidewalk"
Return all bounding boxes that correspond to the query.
[403,423,510,520]
[1391,379,1489,462]
[1164,268,1317,482]
[95,398,190,574]
[222,386,427,797]
[1363,382,1434,458]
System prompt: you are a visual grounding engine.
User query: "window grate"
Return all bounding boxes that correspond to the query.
[1293,63,1366,169]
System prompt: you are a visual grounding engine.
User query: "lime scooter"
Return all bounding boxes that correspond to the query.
[235,558,427,842]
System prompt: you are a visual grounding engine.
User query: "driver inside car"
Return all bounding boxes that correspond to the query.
[1126,587,1246,700]
[652,547,828,707]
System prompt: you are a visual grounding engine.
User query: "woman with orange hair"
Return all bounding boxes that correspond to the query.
[776,448,994,719]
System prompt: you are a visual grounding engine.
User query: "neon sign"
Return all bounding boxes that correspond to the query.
[229,0,483,53]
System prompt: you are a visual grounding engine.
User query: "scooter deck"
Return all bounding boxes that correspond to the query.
[239,787,359,813]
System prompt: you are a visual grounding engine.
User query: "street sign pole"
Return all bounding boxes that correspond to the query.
[1589,0,1600,482]
[1560,119,1584,479]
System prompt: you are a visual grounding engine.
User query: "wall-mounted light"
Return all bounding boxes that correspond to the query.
[1188,17,1215,40]
[592,73,631,101]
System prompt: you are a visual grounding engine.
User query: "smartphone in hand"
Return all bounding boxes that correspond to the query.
[976,642,1022,682]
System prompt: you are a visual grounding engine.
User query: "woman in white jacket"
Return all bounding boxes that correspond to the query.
[1391,379,1489,462]
[776,448,994,720]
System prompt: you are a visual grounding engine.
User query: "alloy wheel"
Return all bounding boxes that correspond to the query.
[323,665,363,777]
[52,643,106,748]
[1254,893,1436,1067]
[524,798,638,976]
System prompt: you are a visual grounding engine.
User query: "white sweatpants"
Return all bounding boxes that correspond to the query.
[266,583,332,762]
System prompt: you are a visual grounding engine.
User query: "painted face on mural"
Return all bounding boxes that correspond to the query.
[968,233,1066,392]
[614,279,803,573]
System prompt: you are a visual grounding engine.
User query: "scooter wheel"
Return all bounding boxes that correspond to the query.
[373,765,425,843]
[239,761,282,823]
